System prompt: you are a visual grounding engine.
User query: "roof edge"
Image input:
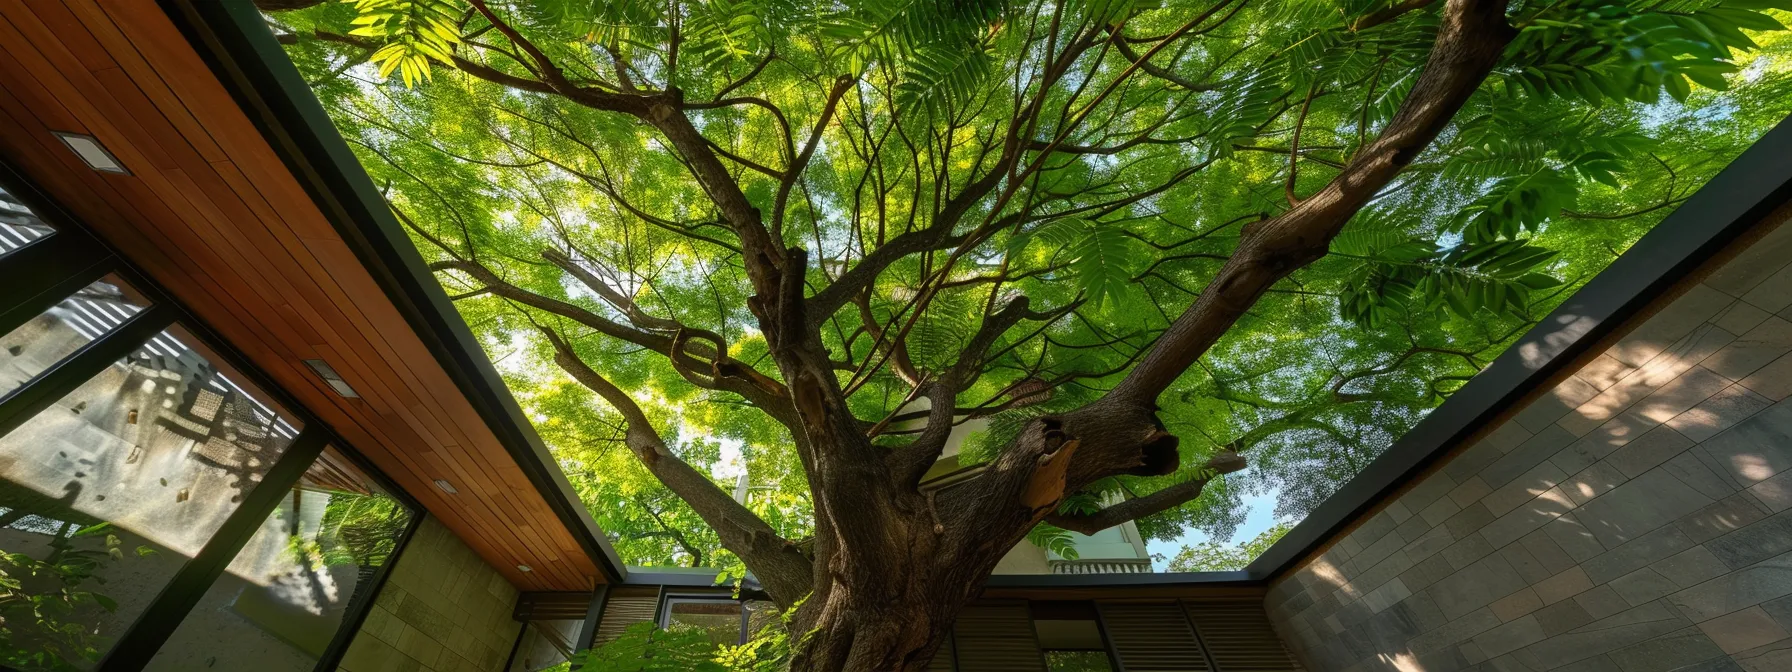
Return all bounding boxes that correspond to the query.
[1246,112,1792,581]
[157,0,627,583]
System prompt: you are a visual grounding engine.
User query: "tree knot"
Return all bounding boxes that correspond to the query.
[1021,428,1080,516]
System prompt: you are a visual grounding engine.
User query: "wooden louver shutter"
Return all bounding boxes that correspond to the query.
[953,601,1048,671]
[1182,600,1303,671]
[593,594,659,645]
[929,634,957,672]
[512,592,594,621]
[1098,601,1210,672]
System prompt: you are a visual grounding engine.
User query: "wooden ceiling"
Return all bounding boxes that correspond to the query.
[0,0,603,591]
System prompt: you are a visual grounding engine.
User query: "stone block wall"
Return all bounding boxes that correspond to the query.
[338,515,523,672]
[1265,210,1792,672]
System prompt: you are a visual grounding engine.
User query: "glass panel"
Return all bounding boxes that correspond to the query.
[665,599,744,645]
[145,446,412,672]
[507,619,582,672]
[0,274,149,399]
[0,184,54,260]
[0,324,300,670]
[743,599,780,638]
[1045,651,1114,672]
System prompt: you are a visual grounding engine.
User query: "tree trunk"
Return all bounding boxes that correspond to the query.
[787,587,961,672]
[786,538,1013,672]
[784,403,1177,671]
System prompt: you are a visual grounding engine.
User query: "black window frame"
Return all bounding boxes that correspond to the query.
[0,159,424,672]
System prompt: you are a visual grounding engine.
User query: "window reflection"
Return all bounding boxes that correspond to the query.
[507,619,581,672]
[0,185,54,260]
[664,599,745,645]
[0,274,148,399]
[145,447,412,672]
[0,324,300,670]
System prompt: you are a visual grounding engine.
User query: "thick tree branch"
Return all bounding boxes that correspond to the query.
[1103,0,1514,407]
[434,258,802,433]
[889,297,1044,486]
[1045,452,1247,534]
[542,248,682,332]
[539,327,814,604]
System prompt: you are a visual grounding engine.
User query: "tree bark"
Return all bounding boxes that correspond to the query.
[787,2,1515,666]
[272,1,1519,667]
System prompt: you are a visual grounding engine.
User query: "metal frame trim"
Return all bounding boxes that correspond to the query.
[0,150,424,671]
[570,583,611,669]
[157,0,627,584]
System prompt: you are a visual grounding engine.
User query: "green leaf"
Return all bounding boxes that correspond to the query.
[1449,167,1579,243]
[1026,523,1080,561]
[1068,224,1139,308]
[895,43,994,116]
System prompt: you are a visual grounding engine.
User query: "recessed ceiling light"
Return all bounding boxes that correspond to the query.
[53,132,127,174]
[517,564,532,573]
[302,359,359,398]
[433,479,457,494]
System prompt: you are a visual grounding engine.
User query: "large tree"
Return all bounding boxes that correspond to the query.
[268,0,1792,668]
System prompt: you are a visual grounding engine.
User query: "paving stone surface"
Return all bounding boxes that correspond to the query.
[1265,216,1792,671]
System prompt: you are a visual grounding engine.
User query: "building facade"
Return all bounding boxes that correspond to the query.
[0,2,1789,672]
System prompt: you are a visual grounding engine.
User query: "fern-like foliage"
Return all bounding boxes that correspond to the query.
[1026,522,1081,560]
[541,0,668,46]
[683,0,798,69]
[819,0,1011,116]
[1336,233,1563,328]
[1499,0,1791,104]
[895,42,997,116]
[1070,224,1139,308]
[1008,219,1143,307]
[346,0,464,88]
[574,622,728,671]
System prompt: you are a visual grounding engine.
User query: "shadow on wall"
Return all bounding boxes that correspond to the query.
[1265,215,1792,671]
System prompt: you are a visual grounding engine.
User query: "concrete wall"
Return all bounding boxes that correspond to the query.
[338,515,522,672]
[1265,210,1792,672]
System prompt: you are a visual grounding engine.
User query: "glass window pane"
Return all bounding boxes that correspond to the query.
[0,324,301,670]
[0,274,149,399]
[145,446,412,672]
[507,619,582,672]
[0,184,54,260]
[665,599,744,645]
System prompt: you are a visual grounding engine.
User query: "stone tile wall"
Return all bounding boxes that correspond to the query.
[338,515,523,672]
[1265,211,1792,672]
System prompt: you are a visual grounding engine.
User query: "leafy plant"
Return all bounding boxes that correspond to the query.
[263,0,1792,662]
[1337,235,1564,328]
[315,492,411,568]
[345,0,464,87]
[572,623,728,672]
[1026,523,1081,561]
[1511,0,1792,103]
[0,526,138,671]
